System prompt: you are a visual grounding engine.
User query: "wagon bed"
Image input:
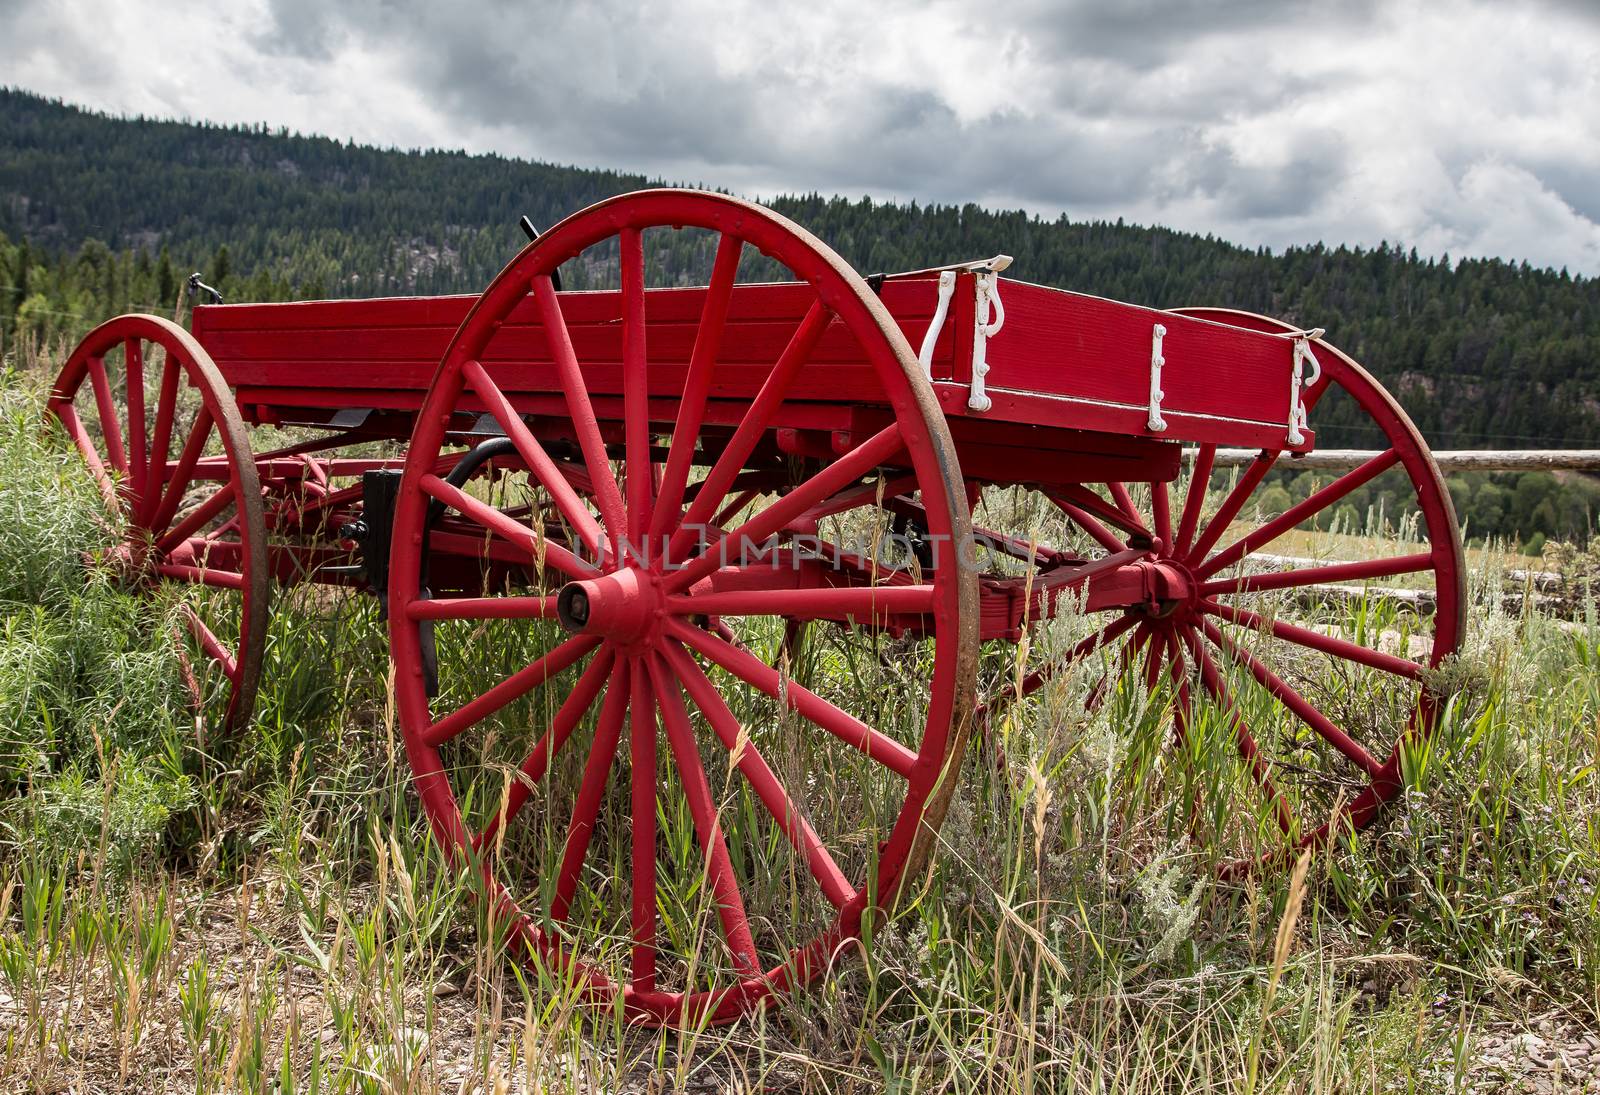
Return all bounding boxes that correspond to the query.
[193,273,1315,458]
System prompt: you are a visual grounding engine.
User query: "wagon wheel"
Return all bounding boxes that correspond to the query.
[47,314,269,731]
[1005,309,1464,874]
[388,189,978,1024]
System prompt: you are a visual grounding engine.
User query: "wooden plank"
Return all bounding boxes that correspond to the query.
[937,383,1310,453]
[193,279,951,398]
[973,278,1306,444]
[1204,448,1600,472]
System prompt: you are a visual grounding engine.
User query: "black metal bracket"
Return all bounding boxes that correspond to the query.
[519,216,562,292]
[337,469,403,607]
[187,272,224,305]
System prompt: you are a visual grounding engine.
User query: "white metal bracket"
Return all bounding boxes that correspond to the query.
[916,270,958,381]
[891,253,1013,278]
[1147,323,1168,432]
[1287,333,1324,446]
[968,271,1005,412]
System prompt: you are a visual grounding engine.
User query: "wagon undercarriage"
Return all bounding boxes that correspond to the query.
[48,189,1464,1026]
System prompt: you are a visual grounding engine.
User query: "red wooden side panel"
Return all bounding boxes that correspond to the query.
[935,277,1312,451]
[193,273,1313,451]
[192,278,954,407]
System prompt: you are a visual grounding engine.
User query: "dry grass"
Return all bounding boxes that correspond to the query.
[1,344,1597,1093]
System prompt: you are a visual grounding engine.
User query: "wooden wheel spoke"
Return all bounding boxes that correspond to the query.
[1184,449,1279,566]
[1151,480,1171,548]
[1181,629,1295,834]
[530,274,628,547]
[460,359,606,560]
[179,603,239,682]
[650,232,743,544]
[426,523,593,581]
[149,407,217,535]
[1197,448,1401,579]
[86,357,128,474]
[667,300,832,562]
[1086,624,1158,713]
[785,474,921,533]
[54,403,120,508]
[1107,482,1142,529]
[1018,612,1140,698]
[1045,490,1128,554]
[620,228,654,544]
[646,655,762,977]
[628,661,661,988]
[1195,617,1383,778]
[1167,634,1192,739]
[139,356,183,526]
[124,340,147,502]
[667,584,937,623]
[667,423,905,593]
[550,657,631,923]
[476,648,615,855]
[156,562,247,591]
[713,489,763,530]
[156,482,237,554]
[406,595,559,622]
[1197,551,1435,599]
[1174,443,1215,557]
[668,618,918,778]
[1141,628,1168,691]
[420,473,598,579]
[423,633,602,748]
[662,641,853,909]
[1204,598,1423,680]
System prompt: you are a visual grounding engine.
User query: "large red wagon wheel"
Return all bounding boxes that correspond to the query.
[1010,309,1464,873]
[48,314,269,730]
[388,190,978,1024]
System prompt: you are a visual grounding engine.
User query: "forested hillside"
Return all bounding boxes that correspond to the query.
[2,87,1597,546]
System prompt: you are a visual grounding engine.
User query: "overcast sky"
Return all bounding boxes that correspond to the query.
[4,0,1599,273]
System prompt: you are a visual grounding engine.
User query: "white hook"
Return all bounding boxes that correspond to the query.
[1287,336,1322,446]
[917,270,957,381]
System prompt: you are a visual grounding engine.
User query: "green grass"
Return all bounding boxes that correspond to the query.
[0,353,1597,1093]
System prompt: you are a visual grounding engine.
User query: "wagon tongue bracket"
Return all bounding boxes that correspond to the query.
[994,553,1194,638]
[1082,557,1193,618]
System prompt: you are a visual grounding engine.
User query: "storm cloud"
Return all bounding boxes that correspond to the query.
[3,0,1598,272]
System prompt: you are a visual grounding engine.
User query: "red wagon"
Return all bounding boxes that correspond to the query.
[49,190,1463,1024]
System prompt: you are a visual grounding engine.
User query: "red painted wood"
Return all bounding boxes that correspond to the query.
[968,278,1307,436]
[194,274,1316,452]
[195,280,945,399]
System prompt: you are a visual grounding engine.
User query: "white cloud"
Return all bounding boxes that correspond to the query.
[2,0,1598,272]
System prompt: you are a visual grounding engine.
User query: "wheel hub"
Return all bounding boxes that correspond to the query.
[1085,553,1197,620]
[104,536,156,588]
[1144,554,1200,621]
[556,566,664,651]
